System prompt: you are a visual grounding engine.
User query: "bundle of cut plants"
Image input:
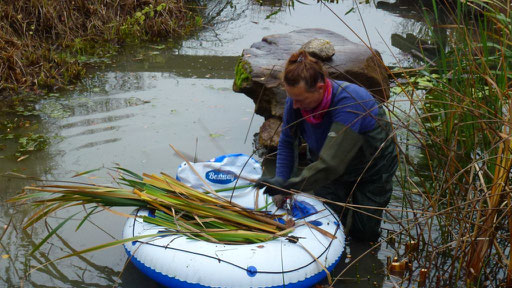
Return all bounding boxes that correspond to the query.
[9,167,291,245]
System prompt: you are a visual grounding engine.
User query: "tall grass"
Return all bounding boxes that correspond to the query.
[386,0,511,286]
[0,0,198,95]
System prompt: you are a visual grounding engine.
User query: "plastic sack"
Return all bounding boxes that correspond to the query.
[176,153,262,192]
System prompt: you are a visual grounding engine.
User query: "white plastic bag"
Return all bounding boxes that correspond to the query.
[176,153,262,192]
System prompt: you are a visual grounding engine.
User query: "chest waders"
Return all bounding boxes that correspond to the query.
[287,82,398,242]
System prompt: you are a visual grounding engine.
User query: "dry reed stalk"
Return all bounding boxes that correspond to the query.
[508,192,512,286]
[467,133,512,282]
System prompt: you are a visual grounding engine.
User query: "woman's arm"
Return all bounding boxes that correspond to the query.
[275,99,299,180]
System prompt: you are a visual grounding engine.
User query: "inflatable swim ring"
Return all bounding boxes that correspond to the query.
[122,154,345,287]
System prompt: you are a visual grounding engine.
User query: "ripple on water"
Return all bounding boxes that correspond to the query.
[74,138,122,150]
[60,113,136,130]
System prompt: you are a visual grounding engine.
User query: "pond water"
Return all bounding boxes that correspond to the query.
[0,0,427,287]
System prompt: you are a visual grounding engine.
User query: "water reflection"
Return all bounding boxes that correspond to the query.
[328,241,387,287]
[107,53,239,79]
[183,0,427,66]
[1,228,122,287]
[375,0,432,20]
[76,72,153,96]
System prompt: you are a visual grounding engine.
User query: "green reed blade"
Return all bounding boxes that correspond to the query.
[75,206,99,232]
[72,167,103,178]
[30,211,81,255]
[115,167,144,181]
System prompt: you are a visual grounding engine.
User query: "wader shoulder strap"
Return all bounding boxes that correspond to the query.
[334,80,349,95]
[328,81,349,121]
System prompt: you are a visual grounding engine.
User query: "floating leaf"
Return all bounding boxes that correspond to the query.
[17,155,29,162]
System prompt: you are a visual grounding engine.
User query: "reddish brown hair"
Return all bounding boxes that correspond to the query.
[283,50,328,91]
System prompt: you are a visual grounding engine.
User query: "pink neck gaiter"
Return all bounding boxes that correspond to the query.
[301,79,332,124]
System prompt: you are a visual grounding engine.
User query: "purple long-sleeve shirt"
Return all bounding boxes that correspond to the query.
[276,79,379,180]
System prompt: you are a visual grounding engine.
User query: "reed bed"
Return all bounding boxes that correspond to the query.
[0,0,198,96]
[374,0,512,286]
[305,0,512,286]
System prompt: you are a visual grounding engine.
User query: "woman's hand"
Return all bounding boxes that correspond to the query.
[254,176,290,196]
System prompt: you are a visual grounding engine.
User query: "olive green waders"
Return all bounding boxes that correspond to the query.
[288,108,398,242]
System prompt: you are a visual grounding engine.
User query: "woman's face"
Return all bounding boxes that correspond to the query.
[285,81,325,110]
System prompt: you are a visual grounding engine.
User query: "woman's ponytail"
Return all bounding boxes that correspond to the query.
[283,50,328,91]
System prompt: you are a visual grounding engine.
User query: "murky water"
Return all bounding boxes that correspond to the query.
[1,1,426,287]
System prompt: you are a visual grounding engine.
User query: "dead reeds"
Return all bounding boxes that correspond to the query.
[376,0,512,286]
[0,0,197,96]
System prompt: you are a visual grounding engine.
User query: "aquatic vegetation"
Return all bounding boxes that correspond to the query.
[385,0,512,286]
[16,134,50,156]
[39,101,71,120]
[233,58,253,91]
[119,3,177,42]
[0,117,49,158]
[0,1,200,97]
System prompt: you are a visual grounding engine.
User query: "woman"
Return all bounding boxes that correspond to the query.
[258,50,398,242]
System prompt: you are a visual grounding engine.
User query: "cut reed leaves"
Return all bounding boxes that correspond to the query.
[9,167,291,251]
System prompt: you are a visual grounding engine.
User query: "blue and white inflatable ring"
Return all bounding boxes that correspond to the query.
[122,154,345,287]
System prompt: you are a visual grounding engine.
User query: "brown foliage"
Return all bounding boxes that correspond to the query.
[0,0,194,96]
